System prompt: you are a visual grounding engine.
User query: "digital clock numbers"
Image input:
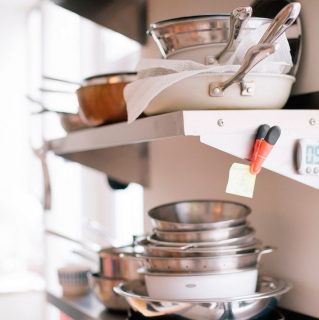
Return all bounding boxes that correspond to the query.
[297,139,319,175]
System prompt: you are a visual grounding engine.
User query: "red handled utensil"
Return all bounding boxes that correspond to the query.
[250,126,281,175]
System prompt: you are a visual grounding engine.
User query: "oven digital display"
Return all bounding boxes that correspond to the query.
[306,146,319,164]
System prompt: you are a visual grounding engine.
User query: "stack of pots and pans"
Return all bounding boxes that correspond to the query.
[136,200,273,300]
[114,200,292,319]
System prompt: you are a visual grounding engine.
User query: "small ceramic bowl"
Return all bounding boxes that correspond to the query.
[58,266,90,296]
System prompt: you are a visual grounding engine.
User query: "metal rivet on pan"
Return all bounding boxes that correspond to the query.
[213,87,220,94]
[310,118,316,125]
[218,119,225,127]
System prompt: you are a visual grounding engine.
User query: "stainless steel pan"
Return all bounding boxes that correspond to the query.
[147,15,271,60]
[114,276,292,319]
[136,237,263,257]
[137,246,274,273]
[148,227,255,248]
[153,224,247,243]
[45,229,143,280]
[148,200,251,231]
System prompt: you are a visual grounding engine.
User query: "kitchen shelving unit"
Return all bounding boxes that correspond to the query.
[49,110,319,189]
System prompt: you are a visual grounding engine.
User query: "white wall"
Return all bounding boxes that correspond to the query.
[142,0,319,318]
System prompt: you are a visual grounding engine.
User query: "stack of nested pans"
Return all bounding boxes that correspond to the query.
[136,200,275,300]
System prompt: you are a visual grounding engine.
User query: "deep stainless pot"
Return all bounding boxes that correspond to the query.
[148,200,251,231]
[114,276,292,320]
[137,237,263,257]
[154,224,247,243]
[138,246,273,273]
[88,273,130,311]
[148,227,255,247]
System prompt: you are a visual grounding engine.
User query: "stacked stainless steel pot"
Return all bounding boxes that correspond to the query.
[115,200,292,319]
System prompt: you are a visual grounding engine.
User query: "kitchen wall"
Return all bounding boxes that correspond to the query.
[142,0,319,318]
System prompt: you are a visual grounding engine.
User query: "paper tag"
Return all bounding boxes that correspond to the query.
[226,163,256,198]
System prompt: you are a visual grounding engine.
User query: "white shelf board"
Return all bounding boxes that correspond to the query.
[50,110,319,155]
[48,110,319,189]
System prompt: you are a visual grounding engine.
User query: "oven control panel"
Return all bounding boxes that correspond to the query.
[297,139,319,175]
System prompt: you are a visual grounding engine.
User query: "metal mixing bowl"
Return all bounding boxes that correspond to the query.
[148,227,255,247]
[148,200,251,231]
[88,273,130,311]
[114,276,292,320]
[154,224,247,242]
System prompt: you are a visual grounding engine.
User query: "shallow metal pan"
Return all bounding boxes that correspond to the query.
[148,200,251,231]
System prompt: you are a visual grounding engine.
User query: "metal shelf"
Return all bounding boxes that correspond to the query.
[48,110,319,189]
[47,288,127,320]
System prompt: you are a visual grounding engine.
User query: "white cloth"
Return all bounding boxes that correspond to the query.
[124,23,293,123]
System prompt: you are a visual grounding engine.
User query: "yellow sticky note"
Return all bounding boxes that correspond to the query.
[226,163,256,198]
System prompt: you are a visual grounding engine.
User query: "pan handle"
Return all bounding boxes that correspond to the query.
[33,141,51,211]
[209,42,279,97]
[82,217,122,248]
[215,7,252,63]
[45,229,101,252]
[257,245,277,263]
[258,2,301,44]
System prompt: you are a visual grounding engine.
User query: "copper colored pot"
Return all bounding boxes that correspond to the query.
[77,72,137,126]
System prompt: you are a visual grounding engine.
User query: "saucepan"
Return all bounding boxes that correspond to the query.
[136,237,263,257]
[77,72,137,126]
[114,276,292,319]
[153,224,247,243]
[45,229,144,281]
[148,200,251,231]
[138,246,274,273]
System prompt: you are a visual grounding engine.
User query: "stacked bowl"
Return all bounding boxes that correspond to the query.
[135,200,274,300]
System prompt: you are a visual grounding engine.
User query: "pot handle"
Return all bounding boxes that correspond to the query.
[45,229,101,252]
[209,42,279,97]
[215,7,252,63]
[257,245,277,262]
[258,2,301,44]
